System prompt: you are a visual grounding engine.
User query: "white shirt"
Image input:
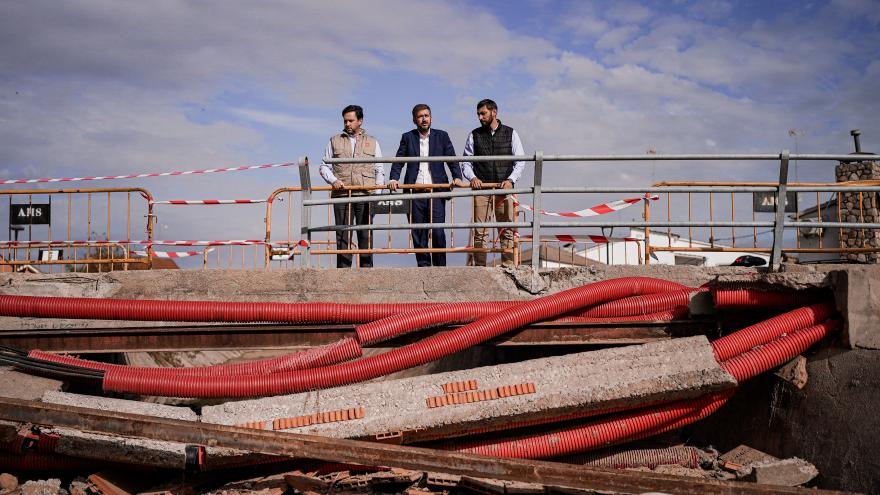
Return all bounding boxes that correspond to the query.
[319,133,385,186]
[416,131,431,184]
[460,125,525,184]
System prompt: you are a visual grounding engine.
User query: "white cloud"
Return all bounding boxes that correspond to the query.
[227,108,335,136]
[595,25,641,51]
[686,1,733,20]
[606,2,654,24]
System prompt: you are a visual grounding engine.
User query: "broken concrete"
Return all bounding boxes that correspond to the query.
[20,479,63,495]
[40,391,269,470]
[42,391,197,421]
[689,346,880,493]
[0,368,62,401]
[775,356,808,389]
[202,336,736,443]
[752,458,819,487]
[831,266,880,349]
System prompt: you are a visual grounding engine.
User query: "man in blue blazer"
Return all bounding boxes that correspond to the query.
[389,104,464,267]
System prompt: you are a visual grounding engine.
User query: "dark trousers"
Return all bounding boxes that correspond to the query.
[333,200,373,268]
[410,197,447,267]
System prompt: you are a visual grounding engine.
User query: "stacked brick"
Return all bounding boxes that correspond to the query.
[836,160,880,263]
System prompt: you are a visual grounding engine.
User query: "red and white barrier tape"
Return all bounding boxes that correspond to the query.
[0,239,310,247]
[515,194,659,217]
[0,161,296,185]
[151,199,267,205]
[132,248,215,258]
[518,234,641,244]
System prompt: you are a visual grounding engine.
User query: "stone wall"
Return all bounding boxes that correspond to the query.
[835,160,880,263]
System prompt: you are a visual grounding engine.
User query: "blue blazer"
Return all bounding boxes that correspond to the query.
[391,129,462,189]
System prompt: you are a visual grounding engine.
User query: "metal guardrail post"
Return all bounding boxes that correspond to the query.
[297,157,312,267]
[531,151,543,270]
[769,149,790,270]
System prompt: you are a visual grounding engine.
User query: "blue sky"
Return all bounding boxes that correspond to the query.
[1,0,878,265]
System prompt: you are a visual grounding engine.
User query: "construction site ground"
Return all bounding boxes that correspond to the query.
[0,264,877,494]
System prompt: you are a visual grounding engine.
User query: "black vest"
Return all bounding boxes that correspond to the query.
[471,123,514,183]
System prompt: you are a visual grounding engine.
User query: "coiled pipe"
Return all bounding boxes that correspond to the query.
[559,446,704,470]
[103,277,687,397]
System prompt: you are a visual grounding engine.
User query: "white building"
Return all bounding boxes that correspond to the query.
[523,228,769,268]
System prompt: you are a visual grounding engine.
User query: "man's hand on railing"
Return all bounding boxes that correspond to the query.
[388,180,399,192]
[452,178,466,188]
[332,180,345,190]
[470,177,483,189]
[501,179,513,189]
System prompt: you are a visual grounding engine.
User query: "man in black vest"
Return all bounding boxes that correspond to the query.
[460,99,525,267]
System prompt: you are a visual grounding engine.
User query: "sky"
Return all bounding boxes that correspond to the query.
[1,0,878,267]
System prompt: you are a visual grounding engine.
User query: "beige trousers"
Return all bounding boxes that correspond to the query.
[470,194,516,266]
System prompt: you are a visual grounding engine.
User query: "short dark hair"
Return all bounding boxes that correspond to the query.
[411,103,431,118]
[341,105,363,120]
[477,99,497,111]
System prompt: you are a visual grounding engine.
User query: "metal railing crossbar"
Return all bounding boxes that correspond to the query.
[323,153,880,164]
[302,187,532,206]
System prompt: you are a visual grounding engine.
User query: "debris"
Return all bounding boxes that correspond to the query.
[719,444,778,472]
[775,356,809,389]
[88,471,156,495]
[425,472,460,489]
[66,480,89,495]
[20,479,63,495]
[365,468,423,487]
[0,473,18,493]
[283,471,329,493]
[459,476,545,495]
[752,458,819,487]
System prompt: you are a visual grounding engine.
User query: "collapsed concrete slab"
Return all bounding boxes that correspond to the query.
[39,391,271,470]
[202,336,736,443]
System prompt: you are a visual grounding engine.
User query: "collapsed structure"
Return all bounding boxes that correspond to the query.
[0,265,876,494]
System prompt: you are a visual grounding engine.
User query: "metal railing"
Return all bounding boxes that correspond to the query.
[0,187,154,271]
[646,179,880,262]
[265,183,509,268]
[321,151,880,270]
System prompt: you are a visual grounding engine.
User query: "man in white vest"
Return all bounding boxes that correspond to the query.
[320,105,385,268]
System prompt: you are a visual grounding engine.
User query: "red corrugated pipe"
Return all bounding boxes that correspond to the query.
[441,390,732,459]
[713,288,825,308]
[720,320,840,382]
[27,337,362,377]
[711,302,836,361]
[0,451,98,470]
[553,306,689,324]
[357,279,692,345]
[103,277,689,397]
[0,294,432,323]
[437,317,838,459]
[572,287,700,318]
